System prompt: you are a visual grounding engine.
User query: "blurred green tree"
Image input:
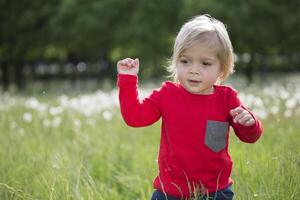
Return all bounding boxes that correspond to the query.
[0,0,59,90]
[50,0,125,60]
[111,0,184,78]
[1,0,299,91]
[215,0,299,81]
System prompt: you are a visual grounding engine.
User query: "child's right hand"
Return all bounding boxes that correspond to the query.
[117,58,139,76]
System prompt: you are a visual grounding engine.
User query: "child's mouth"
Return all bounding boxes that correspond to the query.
[188,80,201,84]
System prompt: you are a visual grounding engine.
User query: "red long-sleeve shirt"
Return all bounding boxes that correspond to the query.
[117,74,263,198]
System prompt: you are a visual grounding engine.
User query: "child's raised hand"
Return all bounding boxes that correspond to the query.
[117,58,139,75]
[230,107,255,127]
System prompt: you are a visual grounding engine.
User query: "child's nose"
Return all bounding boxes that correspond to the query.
[189,65,200,74]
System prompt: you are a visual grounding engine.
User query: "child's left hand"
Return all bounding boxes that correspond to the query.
[230,107,255,127]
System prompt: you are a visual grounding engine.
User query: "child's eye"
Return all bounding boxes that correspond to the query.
[180,59,188,64]
[203,62,212,66]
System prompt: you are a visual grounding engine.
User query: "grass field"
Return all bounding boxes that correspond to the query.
[1,75,300,200]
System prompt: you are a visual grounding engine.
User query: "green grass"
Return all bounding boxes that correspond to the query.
[1,78,300,199]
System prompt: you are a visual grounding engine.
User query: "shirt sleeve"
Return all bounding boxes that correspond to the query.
[117,74,163,127]
[228,89,263,143]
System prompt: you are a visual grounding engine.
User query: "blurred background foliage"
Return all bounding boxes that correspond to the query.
[0,0,299,91]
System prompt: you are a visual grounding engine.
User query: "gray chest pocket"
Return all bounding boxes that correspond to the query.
[205,120,229,152]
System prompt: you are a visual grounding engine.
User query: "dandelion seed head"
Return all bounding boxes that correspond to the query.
[284,110,292,118]
[285,98,297,109]
[52,117,62,128]
[252,109,268,120]
[10,121,17,129]
[23,112,33,123]
[49,106,63,116]
[18,128,25,136]
[74,119,81,129]
[25,97,47,112]
[280,90,289,100]
[43,119,51,128]
[253,97,264,107]
[270,106,279,115]
[102,110,112,121]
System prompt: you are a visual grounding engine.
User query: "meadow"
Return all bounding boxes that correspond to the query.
[1,74,300,200]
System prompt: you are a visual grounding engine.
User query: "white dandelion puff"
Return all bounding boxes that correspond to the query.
[52,117,62,128]
[252,109,268,120]
[270,106,279,115]
[10,121,17,129]
[49,106,64,116]
[285,98,297,109]
[43,119,51,128]
[23,112,33,123]
[25,97,47,112]
[74,119,81,128]
[253,97,264,107]
[18,128,25,136]
[280,90,289,100]
[284,110,292,118]
[102,110,112,121]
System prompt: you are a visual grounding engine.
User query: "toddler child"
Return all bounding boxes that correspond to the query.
[117,14,263,200]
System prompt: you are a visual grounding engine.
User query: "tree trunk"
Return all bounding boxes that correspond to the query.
[244,53,255,85]
[14,62,25,91]
[1,62,10,91]
[98,53,114,79]
[245,63,254,85]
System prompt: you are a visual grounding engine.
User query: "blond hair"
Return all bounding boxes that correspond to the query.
[167,14,234,81]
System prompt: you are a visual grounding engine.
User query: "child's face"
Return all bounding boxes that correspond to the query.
[176,44,223,95]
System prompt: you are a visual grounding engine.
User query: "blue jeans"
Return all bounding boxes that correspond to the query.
[151,186,234,200]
